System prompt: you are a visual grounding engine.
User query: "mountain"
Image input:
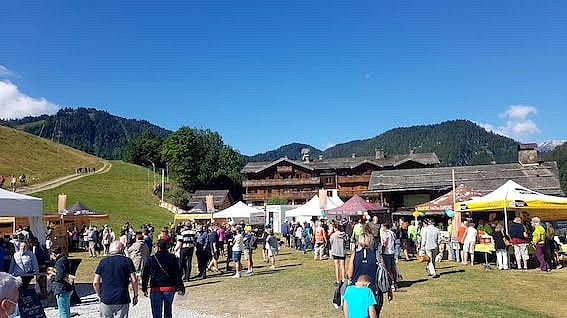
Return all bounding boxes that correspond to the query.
[543,143,567,194]
[246,143,323,162]
[249,120,519,166]
[1,107,171,160]
[538,140,566,153]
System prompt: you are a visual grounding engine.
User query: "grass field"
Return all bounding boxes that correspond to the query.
[71,247,566,318]
[33,160,168,230]
[0,125,104,186]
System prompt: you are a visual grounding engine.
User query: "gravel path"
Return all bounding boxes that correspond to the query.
[42,284,216,318]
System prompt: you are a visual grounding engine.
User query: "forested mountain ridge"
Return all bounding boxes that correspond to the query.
[248,120,519,166]
[1,108,171,159]
[246,143,323,162]
[543,143,567,194]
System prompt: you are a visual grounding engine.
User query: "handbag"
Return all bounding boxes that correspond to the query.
[153,256,184,292]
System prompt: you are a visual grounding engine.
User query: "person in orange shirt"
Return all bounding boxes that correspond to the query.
[457,220,468,263]
[313,221,327,261]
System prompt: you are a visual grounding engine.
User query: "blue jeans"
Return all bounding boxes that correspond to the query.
[150,291,175,318]
[56,290,73,318]
[448,240,458,262]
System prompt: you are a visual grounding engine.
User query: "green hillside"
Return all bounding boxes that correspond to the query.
[248,120,519,166]
[34,161,169,230]
[2,107,171,160]
[543,143,567,194]
[0,125,104,186]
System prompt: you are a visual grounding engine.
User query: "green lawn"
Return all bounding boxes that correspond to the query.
[72,247,566,318]
[34,160,169,230]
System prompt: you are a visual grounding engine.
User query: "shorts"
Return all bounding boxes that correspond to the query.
[332,255,346,260]
[382,254,395,272]
[232,251,242,262]
[267,247,277,257]
[314,243,325,257]
[513,243,529,260]
[463,240,475,254]
[244,249,254,260]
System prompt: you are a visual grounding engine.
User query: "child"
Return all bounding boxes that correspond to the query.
[343,274,378,318]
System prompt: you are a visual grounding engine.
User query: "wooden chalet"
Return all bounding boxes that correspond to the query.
[241,149,439,206]
[188,190,233,211]
[367,144,564,211]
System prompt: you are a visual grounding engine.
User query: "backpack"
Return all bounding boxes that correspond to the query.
[332,280,348,309]
[249,234,258,249]
[376,262,391,293]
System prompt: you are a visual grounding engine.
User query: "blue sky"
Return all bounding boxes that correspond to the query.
[1,1,566,155]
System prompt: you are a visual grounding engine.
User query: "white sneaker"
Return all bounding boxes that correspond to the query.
[231,273,240,278]
[270,265,276,270]
[246,271,254,276]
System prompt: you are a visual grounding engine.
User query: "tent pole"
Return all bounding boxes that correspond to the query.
[504,189,509,235]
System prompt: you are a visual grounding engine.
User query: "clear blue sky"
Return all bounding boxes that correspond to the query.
[1,1,566,155]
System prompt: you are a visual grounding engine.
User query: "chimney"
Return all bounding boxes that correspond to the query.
[301,148,311,162]
[318,155,323,161]
[375,148,385,160]
[351,153,356,158]
[518,143,538,165]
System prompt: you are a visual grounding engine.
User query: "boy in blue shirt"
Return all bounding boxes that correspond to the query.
[343,274,377,318]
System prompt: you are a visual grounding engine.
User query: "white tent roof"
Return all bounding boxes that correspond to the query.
[286,195,321,217]
[286,194,344,218]
[0,188,45,243]
[213,201,264,219]
[0,188,43,217]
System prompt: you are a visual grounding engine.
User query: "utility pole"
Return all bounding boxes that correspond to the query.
[161,168,165,202]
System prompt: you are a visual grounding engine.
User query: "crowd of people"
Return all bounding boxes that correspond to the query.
[0,213,564,318]
[0,174,27,192]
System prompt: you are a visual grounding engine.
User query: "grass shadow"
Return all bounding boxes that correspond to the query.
[398,278,428,288]
[188,280,222,288]
[438,269,466,277]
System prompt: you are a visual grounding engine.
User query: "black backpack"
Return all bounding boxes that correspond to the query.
[249,234,258,249]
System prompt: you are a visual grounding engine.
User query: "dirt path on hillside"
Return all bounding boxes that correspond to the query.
[19,161,112,194]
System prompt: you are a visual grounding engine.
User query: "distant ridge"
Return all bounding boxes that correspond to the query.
[2,107,171,160]
[248,120,519,166]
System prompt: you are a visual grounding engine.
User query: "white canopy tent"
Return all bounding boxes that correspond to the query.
[213,201,265,224]
[286,194,344,223]
[0,188,46,243]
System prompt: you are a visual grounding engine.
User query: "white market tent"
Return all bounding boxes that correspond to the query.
[213,201,265,224]
[286,195,344,222]
[0,188,46,243]
[456,180,567,234]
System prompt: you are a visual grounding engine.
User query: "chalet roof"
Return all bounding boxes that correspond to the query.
[188,190,231,208]
[241,153,440,174]
[367,161,564,196]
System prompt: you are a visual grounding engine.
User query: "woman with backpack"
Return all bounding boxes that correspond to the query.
[347,233,393,317]
[329,223,347,286]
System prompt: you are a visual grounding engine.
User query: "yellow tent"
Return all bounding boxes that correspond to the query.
[455,180,567,232]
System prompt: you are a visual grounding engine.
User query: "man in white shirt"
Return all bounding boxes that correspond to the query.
[420,219,441,278]
[9,242,39,288]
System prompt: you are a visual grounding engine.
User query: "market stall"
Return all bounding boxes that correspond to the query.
[0,188,45,243]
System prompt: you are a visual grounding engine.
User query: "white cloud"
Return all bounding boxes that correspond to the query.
[502,105,537,120]
[0,81,60,119]
[480,105,540,141]
[0,65,18,78]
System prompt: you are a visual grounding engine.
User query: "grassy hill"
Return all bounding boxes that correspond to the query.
[34,160,170,230]
[0,125,104,186]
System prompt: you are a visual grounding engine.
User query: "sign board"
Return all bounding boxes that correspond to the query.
[18,288,46,318]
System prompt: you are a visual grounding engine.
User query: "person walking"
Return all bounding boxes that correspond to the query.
[243,225,257,275]
[176,223,196,281]
[329,223,348,286]
[265,225,279,270]
[509,217,529,270]
[281,220,291,248]
[343,274,378,318]
[420,219,441,278]
[531,217,549,272]
[93,241,138,318]
[348,233,392,317]
[128,232,150,281]
[142,240,185,318]
[195,225,210,279]
[381,223,397,287]
[50,247,74,318]
[313,221,327,261]
[231,226,244,278]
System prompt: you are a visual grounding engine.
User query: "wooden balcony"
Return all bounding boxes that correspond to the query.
[243,190,318,202]
[337,175,371,184]
[243,177,321,187]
